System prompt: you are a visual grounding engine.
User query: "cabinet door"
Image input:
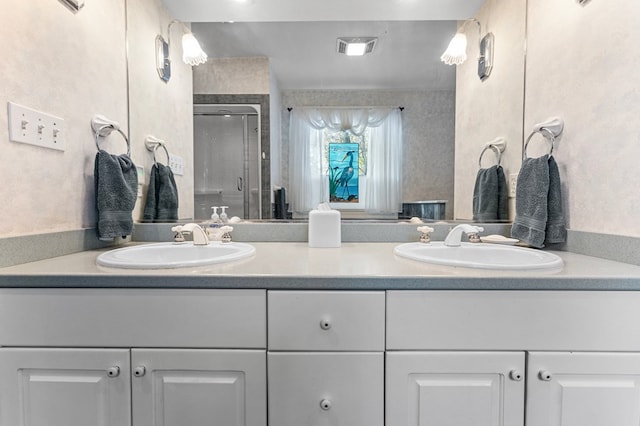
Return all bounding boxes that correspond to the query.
[131,349,266,426]
[386,351,525,426]
[268,352,384,426]
[0,348,131,426]
[527,352,640,426]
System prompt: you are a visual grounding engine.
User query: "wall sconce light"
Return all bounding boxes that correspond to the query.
[156,20,208,82]
[440,19,494,81]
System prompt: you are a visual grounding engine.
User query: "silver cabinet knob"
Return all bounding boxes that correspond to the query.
[509,370,523,381]
[133,366,146,377]
[319,318,332,330]
[539,370,553,381]
[106,366,120,377]
[320,399,332,411]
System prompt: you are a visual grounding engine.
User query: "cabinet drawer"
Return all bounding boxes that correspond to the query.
[0,289,266,348]
[268,291,385,351]
[268,352,383,426]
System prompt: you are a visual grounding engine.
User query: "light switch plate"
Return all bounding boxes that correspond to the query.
[8,102,65,151]
[169,154,185,175]
[508,173,518,198]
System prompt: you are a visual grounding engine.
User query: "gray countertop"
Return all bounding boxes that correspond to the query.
[1,242,640,290]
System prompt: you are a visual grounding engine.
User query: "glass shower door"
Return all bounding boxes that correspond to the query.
[194,114,256,220]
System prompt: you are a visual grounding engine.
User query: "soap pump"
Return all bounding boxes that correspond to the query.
[210,206,220,223]
[220,206,229,223]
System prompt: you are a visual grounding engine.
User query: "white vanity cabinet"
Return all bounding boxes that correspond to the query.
[267,290,385,426]
[386,351,525,426]
[526,352,640,426]
[0,289,267,426]
[387,290,640,426]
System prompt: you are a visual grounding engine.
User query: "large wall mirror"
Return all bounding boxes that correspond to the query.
[126,0,526,223]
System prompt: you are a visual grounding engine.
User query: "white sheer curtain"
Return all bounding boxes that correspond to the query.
[289,107,403,214]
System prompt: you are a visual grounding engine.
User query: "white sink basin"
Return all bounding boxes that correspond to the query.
[97,242,256,269]
[394,242,563,270]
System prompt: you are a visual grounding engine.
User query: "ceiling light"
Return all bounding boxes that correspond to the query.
[337,37,377,56]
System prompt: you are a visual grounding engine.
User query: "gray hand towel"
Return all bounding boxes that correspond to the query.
[510,155,550,248]
[473,165,509,222]
[544,156,566,244]
[94,150,138,240]
[142,163,179,222]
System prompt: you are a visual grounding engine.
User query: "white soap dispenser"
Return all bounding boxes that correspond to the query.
[220,206,229,223]
[210,206,220,223]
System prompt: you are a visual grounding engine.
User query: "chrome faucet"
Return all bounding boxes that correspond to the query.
[443,224,484,247]
[172,223,209,245]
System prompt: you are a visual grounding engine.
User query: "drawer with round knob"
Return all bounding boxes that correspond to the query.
[268,291,385,351]
[268,352,383,426]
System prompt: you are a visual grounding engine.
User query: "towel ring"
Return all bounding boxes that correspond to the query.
[478,144,502,168]
[94,124,131,156]
[524,128,555,159]
[152,143,170,166]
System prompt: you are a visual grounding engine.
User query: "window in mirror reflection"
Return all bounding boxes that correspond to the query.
[325,130,369,205]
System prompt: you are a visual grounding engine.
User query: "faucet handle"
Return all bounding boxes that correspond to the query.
[219,225,234,243]
[171,226,185,243]
[466,226,484,243]
[417,226,434,244]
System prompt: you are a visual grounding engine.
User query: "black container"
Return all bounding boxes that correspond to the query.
[399,200,447,220]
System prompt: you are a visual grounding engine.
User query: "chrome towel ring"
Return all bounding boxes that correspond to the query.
[524,117,564,160]
[152,143,170,166]
[94,124,131,156]
[144,135,170,166]
[91,115,130,156]
[524,128,555,159]
[479,144,503,168]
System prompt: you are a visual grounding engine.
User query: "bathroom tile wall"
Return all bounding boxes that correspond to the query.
[192,57,271,95]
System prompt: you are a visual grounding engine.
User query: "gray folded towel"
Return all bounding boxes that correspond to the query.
[511,155,550,248]
[545,156,566,244]
[94,150,138,240]
[142,163,179,222]
[511,154,566,248]
[473,165,509,222]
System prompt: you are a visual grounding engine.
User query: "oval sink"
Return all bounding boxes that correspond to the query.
[97,242,256,269]
[394,242,563,270]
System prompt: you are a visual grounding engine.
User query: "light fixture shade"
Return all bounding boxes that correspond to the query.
[181,33,208,66]
[440,33,468,65]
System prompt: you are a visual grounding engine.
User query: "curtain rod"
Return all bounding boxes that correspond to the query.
[286,106,404,112]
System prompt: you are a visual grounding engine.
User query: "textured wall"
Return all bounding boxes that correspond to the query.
[525,0,640,237]
[193,57,271,95]
[281,90,456,218]
[127,0,194,221]
[453,0,527,221]
[0,0,128,237]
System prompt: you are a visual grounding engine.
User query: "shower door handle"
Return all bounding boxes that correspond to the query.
[237,177,243,191]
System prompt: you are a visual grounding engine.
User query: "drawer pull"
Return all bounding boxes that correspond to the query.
[509,370,523,381]
[106,366,120,377]
[539,370,553,381]
[319,318,332,330]
[320,399,332,410]
[133,366,146,377]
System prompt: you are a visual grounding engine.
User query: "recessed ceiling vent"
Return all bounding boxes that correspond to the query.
[336,37,378,56]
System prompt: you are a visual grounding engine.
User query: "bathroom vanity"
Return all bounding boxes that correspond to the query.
[2,242,640,426]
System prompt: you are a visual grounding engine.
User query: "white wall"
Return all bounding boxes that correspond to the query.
[127,0,194,221]
[0,0,128,237]
[454,0,527,221]
[525,0,640,237]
